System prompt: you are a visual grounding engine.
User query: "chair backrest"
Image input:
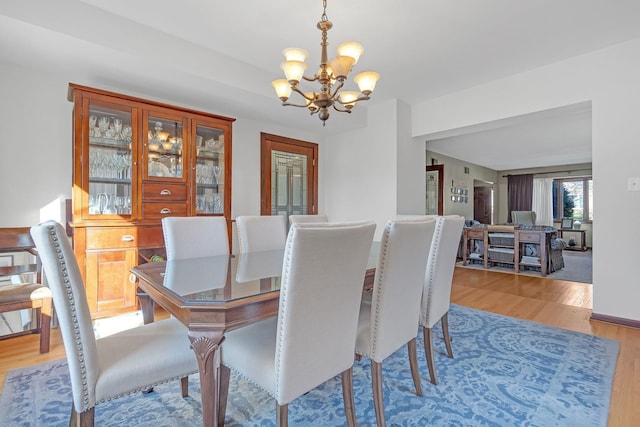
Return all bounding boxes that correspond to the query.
[30,221,98,412]
[0,227,41,283]
[367,217,436,362]
[236,215,287,253]
[512,211,536,225]
[288,214,328,226]
[162,216,229,260]
[274,221,376,404]
[420,215,465,328]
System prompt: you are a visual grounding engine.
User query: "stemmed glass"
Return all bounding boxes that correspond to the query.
[213,165,222,185]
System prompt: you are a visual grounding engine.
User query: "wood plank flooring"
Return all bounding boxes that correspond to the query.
[0,267,637,426]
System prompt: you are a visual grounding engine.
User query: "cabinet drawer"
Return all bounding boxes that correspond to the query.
[141,202,188,219]
[86,227,139,249]
[142,182,187,201]
[138,226,164,248]
[519,232,542,243]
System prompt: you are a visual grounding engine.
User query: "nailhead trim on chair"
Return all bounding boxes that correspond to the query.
[425,217,445,315]
[46,224,91,411]
[369,221,391,358]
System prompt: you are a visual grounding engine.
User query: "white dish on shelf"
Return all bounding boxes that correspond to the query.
[149,161,172,177]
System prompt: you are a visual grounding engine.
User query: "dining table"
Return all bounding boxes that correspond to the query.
[130,243,379,427]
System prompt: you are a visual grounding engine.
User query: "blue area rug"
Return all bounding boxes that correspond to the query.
[0,305,618,426]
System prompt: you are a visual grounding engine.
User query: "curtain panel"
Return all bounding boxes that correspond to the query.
[507,174,533,222]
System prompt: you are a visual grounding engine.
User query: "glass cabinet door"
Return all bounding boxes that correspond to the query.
[144,113,186,181]
[87,102,134,217]
[194,124,225,214]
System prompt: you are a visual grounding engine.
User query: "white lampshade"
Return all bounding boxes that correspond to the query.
[337,42,364,64]
[272,79,292,100]
[354,71,380,94]
[338,91,359,108]
[329,56,355,79]
[283,48,309,62]
[281,60,307,83]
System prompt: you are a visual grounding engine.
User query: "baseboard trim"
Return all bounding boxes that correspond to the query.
[591,312,640,329]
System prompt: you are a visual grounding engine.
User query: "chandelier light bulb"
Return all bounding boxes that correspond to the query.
[337,41,364,64]
[354,71,380,95]
[283,48,309,62]
[329,55,355,79]
[281,60,308,84]
[337,91,359,109]
[272,79,292,100]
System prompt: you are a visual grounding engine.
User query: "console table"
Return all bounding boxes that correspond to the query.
[462,225,557,277]
[557,229,587,251]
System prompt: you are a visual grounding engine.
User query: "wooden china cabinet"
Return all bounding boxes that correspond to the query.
[68,84,234,318]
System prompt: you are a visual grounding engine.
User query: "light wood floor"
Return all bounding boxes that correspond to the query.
[0,267,638,426]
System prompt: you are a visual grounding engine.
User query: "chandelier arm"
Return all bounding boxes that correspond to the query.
[335,94,372,107]
[290,85,315,102]
[328,79,346,99]
[332,104,352,113]
[302,75,319,82]
[281,100,313,109]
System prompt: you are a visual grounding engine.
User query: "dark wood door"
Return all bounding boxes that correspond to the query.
[474,186,492,224]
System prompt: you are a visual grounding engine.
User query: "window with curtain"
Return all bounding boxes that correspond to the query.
[507,174,533,222]
[532,178,554,226]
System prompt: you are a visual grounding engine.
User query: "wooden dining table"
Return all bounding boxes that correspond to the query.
[131,245,378,427]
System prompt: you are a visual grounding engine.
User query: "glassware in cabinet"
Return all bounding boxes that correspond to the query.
[144,114,186,181]
[195,124,225,214]
[87,103,134,217]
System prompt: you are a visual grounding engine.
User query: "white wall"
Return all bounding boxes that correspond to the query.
[412,38,640,321]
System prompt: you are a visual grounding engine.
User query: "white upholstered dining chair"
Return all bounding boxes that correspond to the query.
[355,217,436,427]
[162,216,229,260]
[219,221,376,427]
[419,215,465,385]
[235,215,287,253]
[288,214,328,225]
[30,221,198,426]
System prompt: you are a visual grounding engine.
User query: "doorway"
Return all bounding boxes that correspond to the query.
[473,185,493,224]
[426,165,444,215]
[260,133,318,227]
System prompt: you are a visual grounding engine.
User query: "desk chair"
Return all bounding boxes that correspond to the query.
[355,217,436,427]
[420,215,465,385]
[220,221,376,426]
[0,227,52,353]
[31,221,198,426]
[236,215,287,253]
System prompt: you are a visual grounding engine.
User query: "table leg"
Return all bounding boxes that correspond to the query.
[137,289,155,324]
[189,330,225,427]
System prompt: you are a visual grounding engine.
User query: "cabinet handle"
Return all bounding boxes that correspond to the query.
[160,189,172,196]
[129,273,138,284]
[160,208,172,214]
[121,235,135,242]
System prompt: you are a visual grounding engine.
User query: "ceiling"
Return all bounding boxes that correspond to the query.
[1,0,640,167]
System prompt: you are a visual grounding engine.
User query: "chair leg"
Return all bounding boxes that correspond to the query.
[407,338,423,396]
[371,361,386,427]
[218,364,231,427]
[70,403,94,427]
[39,297,52,353]
[180,376,189,398]
[441,312,454,359]
[423,327,438,385]
[276,402,288,427]
[341,367,357,427]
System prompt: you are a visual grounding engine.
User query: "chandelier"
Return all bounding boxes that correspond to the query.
[271,0,380,126]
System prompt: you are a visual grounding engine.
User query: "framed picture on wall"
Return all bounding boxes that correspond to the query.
[561,218,573,229]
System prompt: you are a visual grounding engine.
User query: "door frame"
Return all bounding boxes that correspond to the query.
[426,165,444,215]
[260,132,318,215]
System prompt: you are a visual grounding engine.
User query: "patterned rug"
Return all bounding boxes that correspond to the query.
[0,305,618,426]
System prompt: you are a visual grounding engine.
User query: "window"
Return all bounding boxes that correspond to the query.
[552,177,593,222]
